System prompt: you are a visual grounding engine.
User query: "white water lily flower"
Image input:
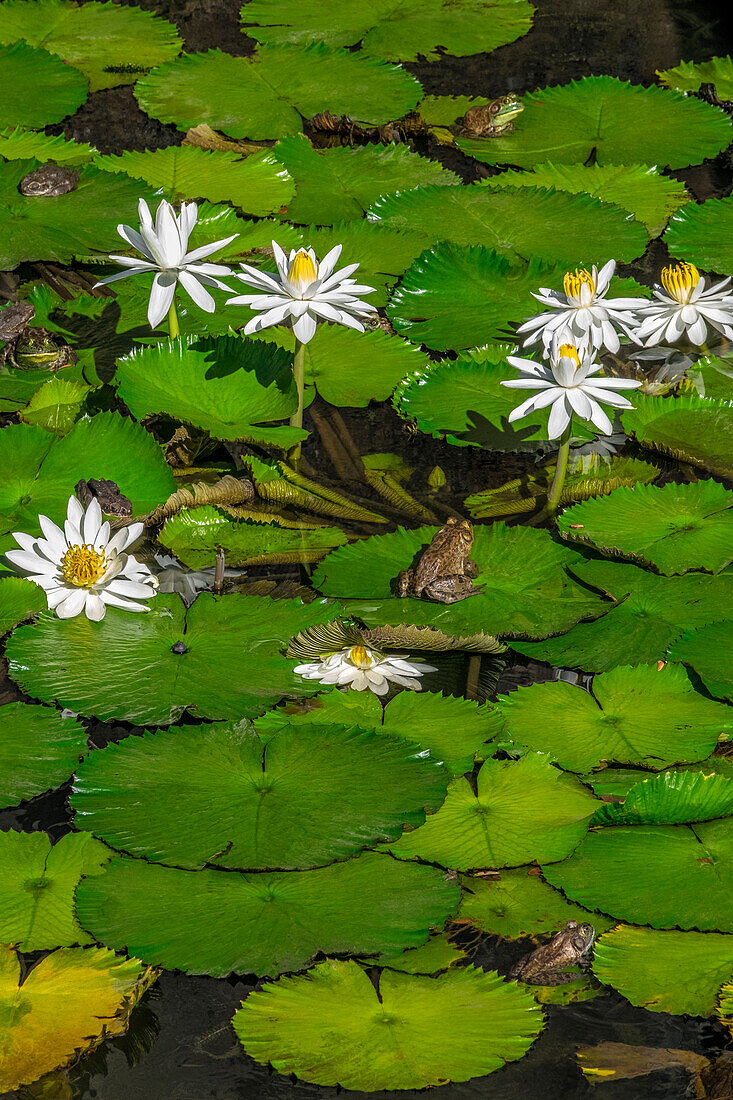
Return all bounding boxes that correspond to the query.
[153,552,243,606]
[503,335,642,439]
[5,495,158,621]
[632,262,733,347]
[227,241,377,344]
[94,198,237,327]
[294,644,435,696]
[516,260,640,354]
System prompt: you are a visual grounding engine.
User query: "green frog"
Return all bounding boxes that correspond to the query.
[459,95,523,137]
[19,164,80,197]
[396,517,484,604]
[509,921,596,985]
[0,303,74,371]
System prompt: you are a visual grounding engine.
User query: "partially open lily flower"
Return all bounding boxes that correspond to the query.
[94,198,237,327]
[516,260,640,354]
[5,495,158,621]
[632,262,733,346]
[294,644,435,696]
[227,241,377,344]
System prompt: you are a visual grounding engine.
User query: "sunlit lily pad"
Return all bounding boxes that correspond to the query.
[274,136,459,225]
[592,769,733,827]
[669,620,733,702]
[657,55,733,98]
[19,377,91,435]
[543,816,733,931]
[72,721,448,870]
[0,830,109,950]
[558,480,733,575]
[0,577,46,636]
[6,593,342,725]
[378,934,466,973]
[75,851,459,977]
[593,924,733,1016]
[458,869,615,938]
[0,944,148,1093]
[0,701,86,808]
[0,125,96,164]
[0,0,182,91]
[135,45,421,141]
[243,0,534,62]
[456,76,732,170]
[388,752,599,870]
[369,184,648,267]
[0,41,87,129]
[622,394,733,478]
[498,663,728,772]
[664,195,733,277]
[234,959,543,1091]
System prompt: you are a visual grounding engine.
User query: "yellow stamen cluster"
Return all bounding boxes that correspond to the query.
[558,343,581,367]
[661,262,699,303]
[288,250,318,290]
[60,544,107,588]
[563,268,595,300]
[348,645,373,668]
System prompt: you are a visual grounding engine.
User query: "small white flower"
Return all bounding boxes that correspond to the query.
[227,241,377,344]
[502,334,641,439]
[632,262,733,347]
[294,644,435,696]
[5,495,158,621]
[516,260,640,354]
[94,198,237,328]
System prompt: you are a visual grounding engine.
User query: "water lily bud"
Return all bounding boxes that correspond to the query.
[427,465,447,492]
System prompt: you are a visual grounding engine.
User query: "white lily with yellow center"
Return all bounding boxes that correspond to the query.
[503,335,642,439]
[6,496,158,621]
[516,260,640,353]
[227,241,377,343]
[632,262,733,346]
[294,645,435,696]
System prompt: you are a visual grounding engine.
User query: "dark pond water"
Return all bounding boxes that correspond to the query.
[5,0,733,1096]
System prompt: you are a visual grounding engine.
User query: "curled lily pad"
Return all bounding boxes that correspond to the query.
[233,959,543,1091]
[75,851,459,977]
[592,769,733,827]
[657,55,733,98]
[458,869,615,939]
[0,701,86,808]
[669,619,733,702]
[622,394,733,479]
[0,41,87,129]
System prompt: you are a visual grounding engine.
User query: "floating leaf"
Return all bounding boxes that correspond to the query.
[417,94,493,125]
[592,769,733,826]
[378,934,467,973]
[558,480,733,575]
[0,577,46,636]
[388,753,599,870]
[234,959,543,1091]
[657,55,733,98]
[0,42,87,129]
[75,851,459,977]
[243,0,534,63]
[664,195,733,277]
[0,702,86,809]
[19,378,91,435]
[669,620,733,702]
[0,0,182,91]
[458,868,615,938]
[135,45,421,141]
[96,145,294,217]
[498,663,728,772]
[622,394,733,478]
[72,721,448,870]
[0,830,109,950]
[370,184,648,267]
[456,77,732,170]
[274,136,459,225]
[0,125,96,164]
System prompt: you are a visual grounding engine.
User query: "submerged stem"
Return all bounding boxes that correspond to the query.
[167,297,180,339]
[288,338,307,470]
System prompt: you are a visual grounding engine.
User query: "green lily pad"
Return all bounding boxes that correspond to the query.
[135,45,421,141]
[0,125,96,164]
[0,577,46,636]
[388,752,599,870]
[0,701,86,809]
[388,244,563,350]
[19,377,91,435]
[691,356,733,402]
[487,163,689,237]
[369,184,648,267]
[458,869,615,938]
[622,394,733,479]
[592,769,733,827]
[511,559,733,674]
[0,414,175,553]
[274,136,459,225]
[96,145,294,217]
[114,335,303,447]
[657,55,733,98]
[664,195,733,277]
[0,830,109,950]
[72,720,448,870]
[498,663,728,773]
[234,959,543,1091]
[417,94,493,125]
[0,0,182,91]
[543,816,733,931]
[669,620,733,702]
[378,934,466,973]
[456,76,732,170]
[593,924,733,1016]
[558,480,733,575]
[313,522,604,641]
[0,41,87,129]
[243,0,534,63]
[6,592,344,725]
[75,850,459,977]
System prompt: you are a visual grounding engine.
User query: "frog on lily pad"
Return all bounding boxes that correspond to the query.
[0,302,75,371]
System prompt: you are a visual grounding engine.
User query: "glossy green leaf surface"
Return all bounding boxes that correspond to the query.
[622,395,733,479]
[0,702,86,808]
[669,619,733,702]
[592,769,733,826]
[0,42,87,129]
[0,577,46,637]
[657,55,733,98]
[664,196,733,276]
[458,869,615,939]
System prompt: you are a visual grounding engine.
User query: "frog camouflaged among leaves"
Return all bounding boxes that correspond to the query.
[19,164,80,196]
[0,303,75,371]
[509,921,596,985]
[75,479,133,519]
[396,517,484,603]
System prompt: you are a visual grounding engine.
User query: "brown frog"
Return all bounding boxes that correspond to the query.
[0,303,75,371]
[459,95,524,137]
[509,921,596,985]
[19,164,80,197]
[396,517,484,604]
[75,478,133,519]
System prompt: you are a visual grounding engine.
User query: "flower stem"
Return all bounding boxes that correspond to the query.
[546,424,572,515]
[167,297,180,339]
[288,337,307,470]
